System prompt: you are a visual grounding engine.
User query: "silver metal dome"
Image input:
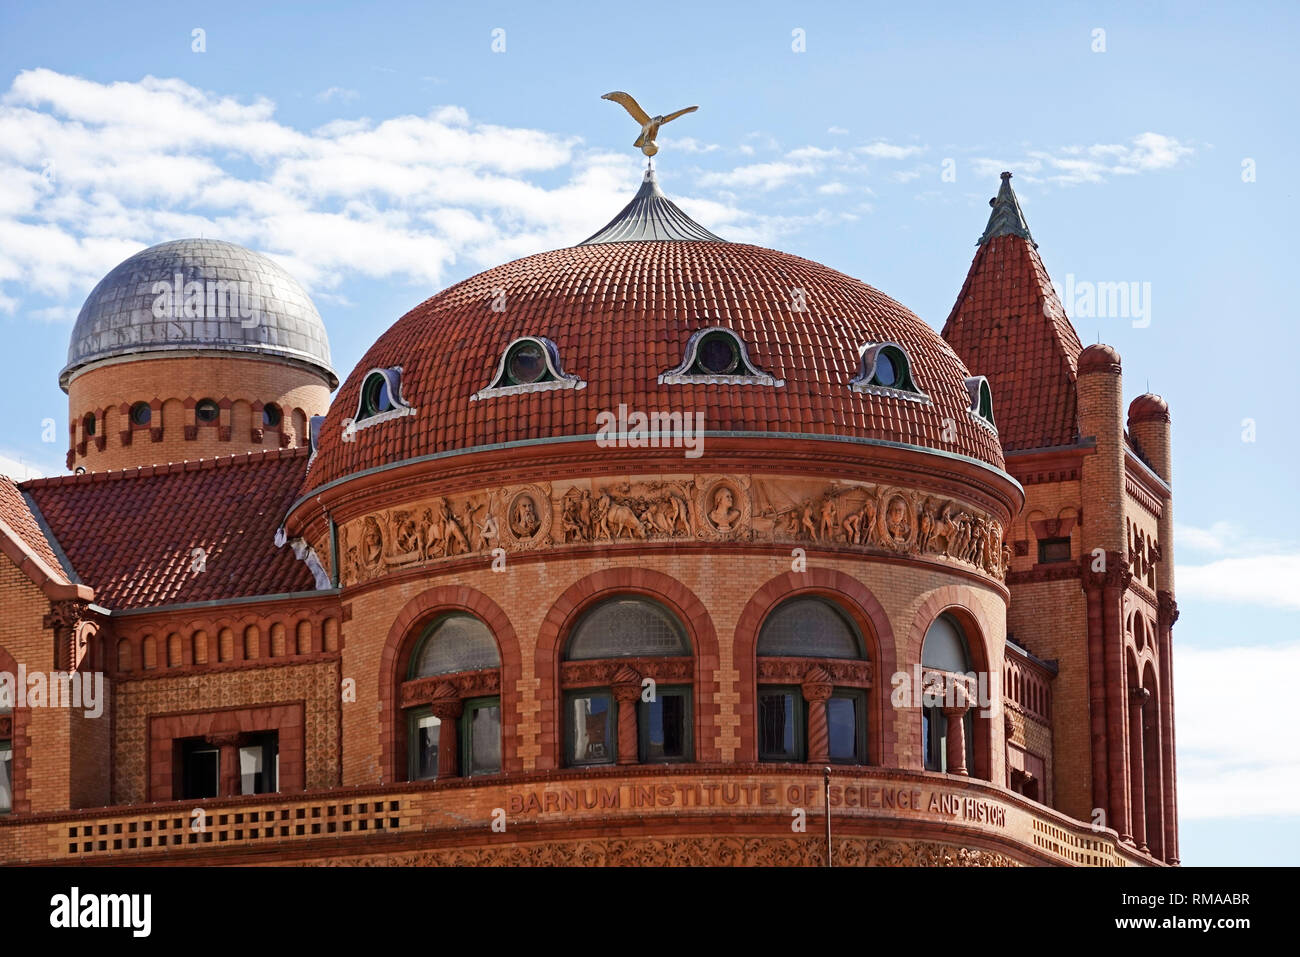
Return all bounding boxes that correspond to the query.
[61,239,337,390]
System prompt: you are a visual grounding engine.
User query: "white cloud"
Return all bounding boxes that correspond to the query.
[1177,554,1300,610]
[0,69,792,311]
[697,161,815,191]
[0,451,49,481]
[827,126,849,135]
[817,182,848,195]
[315,87,359,103]
[857,141,926,160]
[1177,643,1300,818]
[973,133,1194,186]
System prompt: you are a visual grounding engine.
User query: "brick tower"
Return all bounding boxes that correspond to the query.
[942,172,1179,863]
[60,239,337,473]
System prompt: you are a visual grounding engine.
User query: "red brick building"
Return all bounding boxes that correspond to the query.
[0,168,1177,866]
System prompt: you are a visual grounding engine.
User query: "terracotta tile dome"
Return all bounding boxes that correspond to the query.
[304,239,1005,494]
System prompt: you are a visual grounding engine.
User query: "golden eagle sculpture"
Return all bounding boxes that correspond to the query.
[602,91,698,157]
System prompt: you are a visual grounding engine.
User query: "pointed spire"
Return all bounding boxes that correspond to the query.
[978,171,1035,246]
[579,164,725,245]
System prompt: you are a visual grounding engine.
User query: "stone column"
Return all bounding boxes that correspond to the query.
[1157,592,1180,864]
[612,666,642,766]
[429,696,463,779]
[943,705,970,776]
[1129,686,1150,852]
[206,731,245,797]
[801,667,833,765]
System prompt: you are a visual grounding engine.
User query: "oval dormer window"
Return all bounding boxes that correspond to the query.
[472,336,585,399]
[849,342,926,402]
[351,367,414,431]
[658,327,783,386]
[965,375,996,432]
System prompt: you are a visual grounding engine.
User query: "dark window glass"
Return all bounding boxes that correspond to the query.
[82,413,96,437]
[758,688,802,761]
[567,692,614,766]
[0,743,11,813]
[409,711,440,780]
[506,341,547,384]
[696,332,740,375]
[195,399,219,423]
[923,706,975,773]
[922,614,972,673]
[640,687,690,762]
[180,739,219,799]
[1038,537,1071,563]
[262,403,282,427]
[361,373,393,417]
[827,693,864,763]
[873,351,897,387]
[130,402,151,426]
[463,698,502,775]
[239,732,278,795]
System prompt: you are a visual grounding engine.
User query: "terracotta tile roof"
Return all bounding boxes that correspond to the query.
[20,449,314,609]
[942,185,1083,452]
[0,476,67,579]
[306,240,1005,493]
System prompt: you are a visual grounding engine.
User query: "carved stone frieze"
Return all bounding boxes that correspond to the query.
[756,656,872,687]
[311,835,1023,867]
[400,669,501,708]
[335,473,1009,586]
[560,657,693,688]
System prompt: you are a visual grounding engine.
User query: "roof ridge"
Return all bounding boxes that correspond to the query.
[18,445,310,489]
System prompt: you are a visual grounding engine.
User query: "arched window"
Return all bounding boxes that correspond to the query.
[921,614,976,775]
[403,613,502,781]
[562,597,693,767]
[756,597,870,765]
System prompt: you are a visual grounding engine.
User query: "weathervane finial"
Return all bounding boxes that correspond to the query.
[601,91,699,158]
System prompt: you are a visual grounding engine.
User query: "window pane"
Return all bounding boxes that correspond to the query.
[569,693,613,765]
[182,743,219,800]
[239,734,278,795]
[468,703,501,774]
[413,713,440,780]
[759,691,796,759]
[0,747,11,813]
[758,599,861,659]
[412,614,500,678]
[643,691,688,761]
[921,615,972,673]
[566,598,690,660]
[923,706,946,771]
[827,696,859,762]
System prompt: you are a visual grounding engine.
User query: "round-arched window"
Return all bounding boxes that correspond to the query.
[262,403,282,428]
[565,597,690,661]
[756,597,868,765]
[757,598,863,659]
[562,597,692,767]
[409,613,500,678]
[130,402,152,426]
[82,412,96,437]
[195,399,219,423]
[921,614,972,673]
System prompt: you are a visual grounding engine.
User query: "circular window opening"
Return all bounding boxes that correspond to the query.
[362,374,393,416]
[873,350,898,388]
[262,403,282,428]
[82,413,96,437]
[195,399,219,423]
[130,402,152,427]
[506,340,547,384]
[697,332,740,375]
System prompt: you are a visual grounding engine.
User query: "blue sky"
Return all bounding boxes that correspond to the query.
[1,1,1296,865]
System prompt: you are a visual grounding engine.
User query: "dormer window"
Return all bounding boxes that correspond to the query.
[964,375,997,433]
[659,327,783,386]
[472,336,585,400]
[349,367,415,434]
[849,342,927,402]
